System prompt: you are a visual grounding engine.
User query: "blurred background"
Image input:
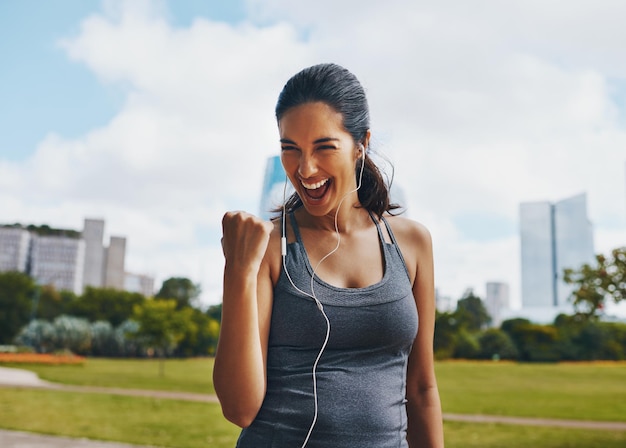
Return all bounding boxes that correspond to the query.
[1,0,625,318]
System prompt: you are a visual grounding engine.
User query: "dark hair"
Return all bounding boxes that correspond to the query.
[275,63,400,218]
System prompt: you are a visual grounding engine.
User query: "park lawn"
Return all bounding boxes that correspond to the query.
[1,358,625,447]
[0,388,624,448]
[435,360,626,422]
[6,358,626,422]
[0,388,239,448]
[1,357,216,394]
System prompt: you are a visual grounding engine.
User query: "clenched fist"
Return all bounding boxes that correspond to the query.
[221,211,274,275]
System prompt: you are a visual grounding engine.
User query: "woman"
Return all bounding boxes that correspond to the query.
[215,63,444,448]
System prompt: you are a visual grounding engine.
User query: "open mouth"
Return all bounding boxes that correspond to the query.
[301,178,331,201]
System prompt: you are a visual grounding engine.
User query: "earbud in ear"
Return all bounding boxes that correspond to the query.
[359,143,366,160]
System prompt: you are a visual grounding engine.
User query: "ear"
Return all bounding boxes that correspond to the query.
[356,129,371,159]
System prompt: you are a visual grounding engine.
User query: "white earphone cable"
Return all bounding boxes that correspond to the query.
[281,148,366,448]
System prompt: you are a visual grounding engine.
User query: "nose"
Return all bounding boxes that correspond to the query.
[297,153,317,178]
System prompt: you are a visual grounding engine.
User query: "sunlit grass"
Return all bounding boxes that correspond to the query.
[1,357,215,394]
[1,359,625,447]
[436,360,626,421]
[0,388,238,448]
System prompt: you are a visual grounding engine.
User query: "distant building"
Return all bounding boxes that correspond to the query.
[435,289,454,312]
[0,218,153,296]
[485,282,510,327]
[104,236,126,289]
[124,272,155,297]
[0,227,31,273]
[520,193,595,319]
[82,218,106,288]
[30,235,85,295]
[259,155,290,220]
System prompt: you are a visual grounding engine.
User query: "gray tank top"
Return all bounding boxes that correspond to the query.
[236,212,418,448]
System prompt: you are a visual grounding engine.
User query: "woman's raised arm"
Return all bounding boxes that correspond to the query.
[213,211,276,428]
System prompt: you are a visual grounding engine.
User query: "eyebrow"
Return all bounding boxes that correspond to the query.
[280,137,341,145]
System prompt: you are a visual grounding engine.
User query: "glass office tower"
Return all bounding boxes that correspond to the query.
[259,156,291,220]
[520,193,594,310]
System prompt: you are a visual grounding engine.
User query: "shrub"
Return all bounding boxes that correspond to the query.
[477,328,519,360]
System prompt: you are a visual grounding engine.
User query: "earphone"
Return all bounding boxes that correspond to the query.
[280,142,366,448]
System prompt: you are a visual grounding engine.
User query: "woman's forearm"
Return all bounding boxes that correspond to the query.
[406,385,445,448]
[213,268,266,427]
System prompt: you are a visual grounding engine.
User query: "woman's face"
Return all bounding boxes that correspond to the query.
[279,102,359,217]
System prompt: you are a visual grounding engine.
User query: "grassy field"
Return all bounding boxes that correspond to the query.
[0,358,625,447]
[436,360,626,421]
[3,357,217,394]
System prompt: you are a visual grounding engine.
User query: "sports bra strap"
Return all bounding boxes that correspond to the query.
[288,211,303,243]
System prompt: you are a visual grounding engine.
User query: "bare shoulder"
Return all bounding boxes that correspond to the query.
[383,214,433,283]
[384,214,433,250]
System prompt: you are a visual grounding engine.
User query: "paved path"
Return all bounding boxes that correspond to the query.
[0,429,153,448]
[1,366,625,447]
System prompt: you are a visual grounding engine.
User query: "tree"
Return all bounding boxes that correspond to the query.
[563,247,626,319]
[453,329,480,359]
[90,321,121,357]
[35,285,76,321]
[454,290,491,332]
[15,320,56,353]
[156,277,201,309]
[206,303,222,322]
[69,287,146,326]
[132,299,197,375]
[502,318,560,362]
[0,272,35,344]
[175,308,220,357]
[52,315,92,355]
[434,311,459,359]
[477,328,519,360]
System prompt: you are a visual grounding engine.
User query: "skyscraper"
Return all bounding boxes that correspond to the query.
[82,218,106,288]
[520,193,595,311]
[104,236,126,289]
[259,155,290,220]
[485,282,510,327]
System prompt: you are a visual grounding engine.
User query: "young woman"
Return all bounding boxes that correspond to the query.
[215,63,444,448]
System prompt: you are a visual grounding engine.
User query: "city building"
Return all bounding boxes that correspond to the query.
[485,282,510,327]
[82,218,106,288]
[519,193,595,320]
[30,235,85,295]
[124,272,155,297]
[0,227,31,273]
[104,236,126,289]
[0,218,153,296]
[259,155,290,220]
[435,288,454,312]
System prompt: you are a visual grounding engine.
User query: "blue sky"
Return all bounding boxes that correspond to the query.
[0,0,248,162]
[1,0,625,315]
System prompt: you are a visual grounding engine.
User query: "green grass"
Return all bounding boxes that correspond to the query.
[2,357,215,394]
[436,361,626,421]
[0,388,624,448]
[443,421,626,448]
[0,388,238,448]
[1,359,625,447]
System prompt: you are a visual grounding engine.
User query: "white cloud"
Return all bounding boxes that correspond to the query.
[2,0,626,308]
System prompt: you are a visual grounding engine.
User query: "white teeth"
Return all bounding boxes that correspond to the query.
[301,178,329,190]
